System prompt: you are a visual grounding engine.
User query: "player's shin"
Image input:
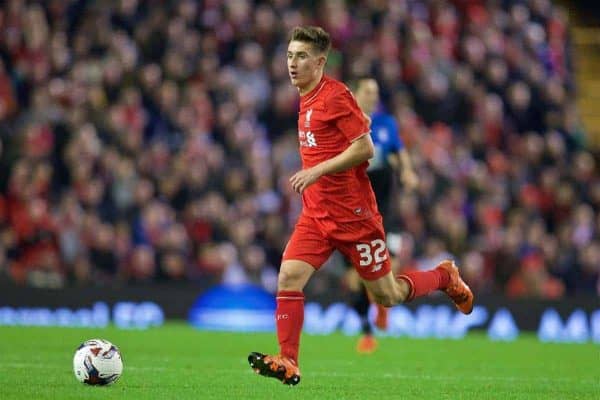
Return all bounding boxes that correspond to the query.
[276,291,305,364]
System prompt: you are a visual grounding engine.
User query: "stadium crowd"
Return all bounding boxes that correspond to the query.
[0,0,597,298]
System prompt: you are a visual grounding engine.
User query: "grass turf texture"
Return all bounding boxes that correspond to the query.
[0,323,597,399]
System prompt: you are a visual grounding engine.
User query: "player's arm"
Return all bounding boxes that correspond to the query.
[385,115,418,191]
[290,134,374,193]
[388,148,418,191]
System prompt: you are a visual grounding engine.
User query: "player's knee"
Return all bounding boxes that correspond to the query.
[278,268,304,291]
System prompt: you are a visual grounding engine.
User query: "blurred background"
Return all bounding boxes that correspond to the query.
[0,0,598,331]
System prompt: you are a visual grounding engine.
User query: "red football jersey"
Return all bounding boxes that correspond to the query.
[297,75,379,222]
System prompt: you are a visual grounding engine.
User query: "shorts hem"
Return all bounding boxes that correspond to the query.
[358,264,392,281]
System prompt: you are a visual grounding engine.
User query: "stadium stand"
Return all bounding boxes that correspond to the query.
[0,0,597,299]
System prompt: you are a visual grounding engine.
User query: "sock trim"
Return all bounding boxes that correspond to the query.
[277,291,304,301]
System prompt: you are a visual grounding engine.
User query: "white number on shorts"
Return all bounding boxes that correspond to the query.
[371,239,387,263]
[356,244,372,266]
[356,239,388,267]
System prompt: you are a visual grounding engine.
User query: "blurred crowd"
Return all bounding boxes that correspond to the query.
[0,0,597,298]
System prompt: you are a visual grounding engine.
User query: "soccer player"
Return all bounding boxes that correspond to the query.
[350,77,419,353]
[356,77,419,211]
[248,26,473,386]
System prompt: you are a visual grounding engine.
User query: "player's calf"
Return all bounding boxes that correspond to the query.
[366,274,411,307]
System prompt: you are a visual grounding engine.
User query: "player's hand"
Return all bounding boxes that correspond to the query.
[289,167,322,193]
[401,168,419,191]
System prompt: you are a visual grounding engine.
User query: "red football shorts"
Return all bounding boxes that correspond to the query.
[282,213,391,281]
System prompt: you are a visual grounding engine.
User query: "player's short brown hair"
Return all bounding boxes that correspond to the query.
[289,26,331,55]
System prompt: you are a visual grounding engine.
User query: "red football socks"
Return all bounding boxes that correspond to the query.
[275,290,305,364]
[397,267,451,301]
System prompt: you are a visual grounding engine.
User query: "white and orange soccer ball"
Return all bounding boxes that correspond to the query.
[73,339,123,385]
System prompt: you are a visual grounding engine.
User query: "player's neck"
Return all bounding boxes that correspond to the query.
[298,71,324,96]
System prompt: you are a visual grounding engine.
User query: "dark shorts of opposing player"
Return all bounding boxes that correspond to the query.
[367,167,393,224]
[282,213,391,281]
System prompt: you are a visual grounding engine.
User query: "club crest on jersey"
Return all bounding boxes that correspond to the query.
[305,108,313,128]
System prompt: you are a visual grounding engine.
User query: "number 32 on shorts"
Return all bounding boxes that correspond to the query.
[355,239,388,271]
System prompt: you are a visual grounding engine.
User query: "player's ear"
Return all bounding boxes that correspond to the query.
[317,55,327,68]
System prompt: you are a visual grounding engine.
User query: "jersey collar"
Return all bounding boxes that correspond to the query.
[301,75,328,105]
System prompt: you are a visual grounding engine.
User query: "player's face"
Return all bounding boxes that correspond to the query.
[287,40,325,94]
[356,80,379,115]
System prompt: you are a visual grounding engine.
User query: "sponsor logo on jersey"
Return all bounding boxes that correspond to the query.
[299,130,317,147]
[306,131,316,147]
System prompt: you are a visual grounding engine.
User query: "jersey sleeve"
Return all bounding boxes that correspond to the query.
[324,88,370,142]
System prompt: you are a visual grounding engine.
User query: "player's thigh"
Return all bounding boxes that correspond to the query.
[281,214,334,289]
[278,259,316,291]
[334,216,391,281]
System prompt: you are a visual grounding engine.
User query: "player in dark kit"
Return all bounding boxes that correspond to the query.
[349,77,419,353]
[357,78,418,215]
[248,26,473,386]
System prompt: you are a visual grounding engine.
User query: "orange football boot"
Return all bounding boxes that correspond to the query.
[436,260,474,314]
[248,352,301,386]
[356,334,378,354]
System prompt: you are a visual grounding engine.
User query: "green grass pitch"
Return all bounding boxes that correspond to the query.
[0,323,597,399]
